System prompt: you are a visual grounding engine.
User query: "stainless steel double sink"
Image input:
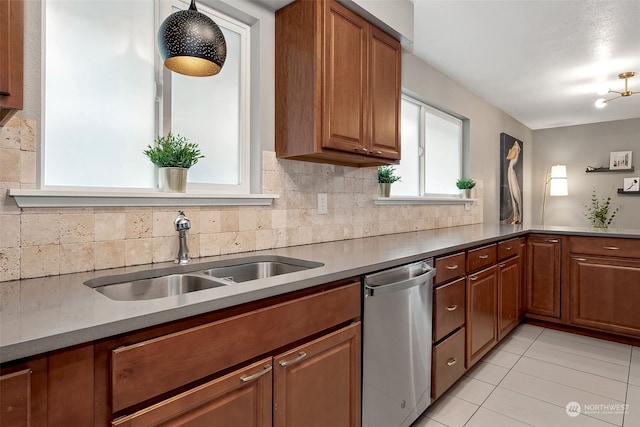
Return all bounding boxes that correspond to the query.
[84,256,324,301]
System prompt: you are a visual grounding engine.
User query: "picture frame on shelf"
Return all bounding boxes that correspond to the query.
[623,177,640,192]
[610,151,632,170]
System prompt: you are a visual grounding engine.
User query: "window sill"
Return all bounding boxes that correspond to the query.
[8,189,278,208]
[374,196,477,206]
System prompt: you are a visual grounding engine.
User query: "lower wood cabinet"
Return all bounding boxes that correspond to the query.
[112,358,274,427]
[526,235,562,318]
[0,357,47,427]
[432,328,465,400]
[0,369,31,427]
[433,278,465,342]
[570,256,640,337]
[112,322,361,427]
[498,256,522,340]
[274,323,361,427]
[466,265,498,368]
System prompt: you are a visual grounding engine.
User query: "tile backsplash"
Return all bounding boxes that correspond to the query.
[0,113,482,282]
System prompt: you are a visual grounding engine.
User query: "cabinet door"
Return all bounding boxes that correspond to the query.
[274,322,361,427]
[0,369,30,427]
[322,0,368,155]
[498,256,521,340]
[368,26,401,160]
[526,236,561,318]
[0,357,47,427]
[466,265,498,368]
[570,256,640,337]
[112,358,273,427]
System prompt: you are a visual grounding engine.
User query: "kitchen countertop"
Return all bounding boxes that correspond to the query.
[2,223,640,364]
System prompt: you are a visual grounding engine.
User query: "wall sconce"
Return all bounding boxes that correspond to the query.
[157,0,227,77]
[541,164,568,225]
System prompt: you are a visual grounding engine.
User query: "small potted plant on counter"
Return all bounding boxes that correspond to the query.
[377,166,401,197]
[143,132,204,192]
[584,188,620,229]
[456,177,476,199]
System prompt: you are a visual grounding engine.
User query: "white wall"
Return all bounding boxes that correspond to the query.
[401,53,533,225]
[532,118,640,229]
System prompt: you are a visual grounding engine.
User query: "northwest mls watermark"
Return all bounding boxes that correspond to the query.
[565,401,629,417]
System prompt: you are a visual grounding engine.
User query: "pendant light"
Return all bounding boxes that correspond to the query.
[157,0,227,77]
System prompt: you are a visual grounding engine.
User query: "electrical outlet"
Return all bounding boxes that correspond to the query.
[318,193,328,215]
[465,203,471,211]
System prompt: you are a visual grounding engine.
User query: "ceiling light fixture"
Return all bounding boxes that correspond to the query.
[157,0,227,77]
[595,72,636,108]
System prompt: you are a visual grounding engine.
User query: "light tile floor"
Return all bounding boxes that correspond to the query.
[413,324,640,427]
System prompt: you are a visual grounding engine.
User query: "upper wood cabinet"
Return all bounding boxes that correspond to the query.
[275,0,401,167]
[0,0,24,126]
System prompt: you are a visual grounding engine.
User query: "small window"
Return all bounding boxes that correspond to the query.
[393,95,464,197]
[43,0,250,194]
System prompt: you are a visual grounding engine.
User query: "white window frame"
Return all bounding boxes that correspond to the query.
[10,0,273,208]
[376,94,469,206]
[161,0,251,195]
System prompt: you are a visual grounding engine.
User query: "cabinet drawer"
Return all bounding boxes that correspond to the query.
[435,252,466,285]
[432,327,466,400]
[570,236,640,258]
[498,238,523,261]
[112,357,273,427]
[433,278,465,341]
[111,282,360,412]
[467,244,497,273]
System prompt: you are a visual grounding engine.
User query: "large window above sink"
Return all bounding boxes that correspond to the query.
[42,0,250,195]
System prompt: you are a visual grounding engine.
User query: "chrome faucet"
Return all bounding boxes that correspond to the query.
[174,210,191,264]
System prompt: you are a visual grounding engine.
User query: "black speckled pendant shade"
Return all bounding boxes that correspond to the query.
[157,0,227,77]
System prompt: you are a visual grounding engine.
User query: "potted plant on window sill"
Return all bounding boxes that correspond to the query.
[456,177,476,199]
[377,166,401,197]
[143,132,204,193]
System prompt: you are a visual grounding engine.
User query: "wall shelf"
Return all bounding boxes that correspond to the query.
[617,189,640,195]
[586,167,635,173]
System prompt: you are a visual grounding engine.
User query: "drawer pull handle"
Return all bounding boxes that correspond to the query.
[504,246,512,251]
[603,246,620,250]
[447,358,457,366]
[499,263,506,268]
[469,276,478,281]
[573,257,587,262]
[372,150,383,155]
[446,305,458,311]
[545,239,559,243]
[478,255,489,259]
[354,147,367,153]
[240,365,273,382]
[446,265,459,270]
[279,352,307,367]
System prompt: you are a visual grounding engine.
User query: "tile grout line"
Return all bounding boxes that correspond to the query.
[460,326,544,426]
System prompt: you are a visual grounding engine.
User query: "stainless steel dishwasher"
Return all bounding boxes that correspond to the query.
[362,258,435,427]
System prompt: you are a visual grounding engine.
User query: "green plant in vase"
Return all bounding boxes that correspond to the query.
[377,166,401,197]
[456,177,476,198]
[143,132,204,192]
[584,188,620,229]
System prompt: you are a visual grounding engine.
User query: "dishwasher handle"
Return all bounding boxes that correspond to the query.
[365,265,436,297]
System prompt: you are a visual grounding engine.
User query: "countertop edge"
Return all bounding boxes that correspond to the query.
[1,224,638,364]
